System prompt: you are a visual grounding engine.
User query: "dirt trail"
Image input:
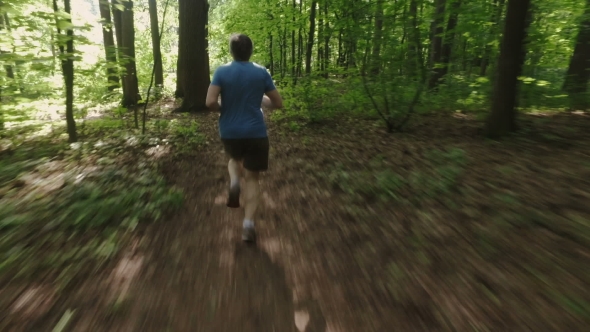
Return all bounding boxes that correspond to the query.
[3,112,590,331]
[67,112,341,331]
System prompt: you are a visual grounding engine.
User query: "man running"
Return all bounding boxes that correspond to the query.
[205,33,283,242]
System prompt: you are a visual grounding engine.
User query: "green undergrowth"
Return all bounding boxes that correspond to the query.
[324,147,468,206]
[268,74,571,135]
[0,113,199,284]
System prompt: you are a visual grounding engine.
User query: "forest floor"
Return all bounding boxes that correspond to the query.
[1,103,590,331]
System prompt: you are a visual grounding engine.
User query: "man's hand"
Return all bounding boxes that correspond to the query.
[206,85,221,111]
[262,90,283,110]
[261,95,273,109]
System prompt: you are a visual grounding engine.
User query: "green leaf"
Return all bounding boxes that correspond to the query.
[57,20,74,30]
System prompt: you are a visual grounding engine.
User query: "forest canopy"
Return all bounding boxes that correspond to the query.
[1,0,588,138]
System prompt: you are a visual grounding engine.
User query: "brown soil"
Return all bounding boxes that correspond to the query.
[1,111,589,331]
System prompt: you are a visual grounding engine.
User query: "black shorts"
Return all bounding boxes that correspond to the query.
[222,137,269,172]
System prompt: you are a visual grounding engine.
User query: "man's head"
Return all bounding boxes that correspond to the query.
[229,34,253,62]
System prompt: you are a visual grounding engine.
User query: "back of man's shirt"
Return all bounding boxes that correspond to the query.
[211,61,276,139]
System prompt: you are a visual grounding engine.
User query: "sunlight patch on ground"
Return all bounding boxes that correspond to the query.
[260,237,282,260]
[145,144,171,159]
[19,172,65,197]
[10,285,56,320]
[107,255,144,305]
[4,120,60,131]
[262,191,277,209]
[214,194,227,205]
[294,309,310,331]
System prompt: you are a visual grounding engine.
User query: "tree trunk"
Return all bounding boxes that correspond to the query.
[317,1,323,75]
[1,12,21,91]
[176,0,209,112]
[111,0,124,92]
[406,0,420,77]
[346,2,359,70]
[485,0,532,139]
[175,4,185,98]
[0,13,14,80]
[63,0,77,141]
[110,0,123,51]
[296,0,303,79]
[337,29,343,67]
[291,0,296,77]
[427,0,446,88]
[429,0,461,89]
[0,6,5,128]
[323,0,329,78]
[370,0,384,76]
[120,0,141,107]
[148,0,164,90]
[54,0,77,141]
[283,26,288,77]
[563,0,590,110]
[269,33,274,76]
[305,0,317,75]
[99,0,119,90]
[278,31,283,77]
[399,4,407,75]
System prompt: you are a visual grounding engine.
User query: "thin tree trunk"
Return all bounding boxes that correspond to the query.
[370,0,385,76]
[317,1,323,75]
[291,0,296,77]
[463,38,469,73]
[48,3,57,76]
[337,29,343,67]
[1,12,21,91]
[269,33,274,76]
[563,0,590,110]
[427,0,446,88]
[282,25,287,78]
[485,0,532,138]
[63,0,76,141]
[175,2,185,98]
[399,4,407,75]
[279,24,284,77]
[99,0,119,90]
[54,0,77,141]
[111,0,124,92]
[305,0,317,75]
[429,0,461,89]
[120,0,141,107]
[0,13,14,79]
[148,0,164,90]
[406,0,420,77]
[296,0,303,79]
[323,0,329,78]
[0,7,8,127]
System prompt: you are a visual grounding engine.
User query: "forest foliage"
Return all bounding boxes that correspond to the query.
[0,0,587,131]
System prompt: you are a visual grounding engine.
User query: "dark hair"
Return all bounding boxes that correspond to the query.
[229,34,253,61]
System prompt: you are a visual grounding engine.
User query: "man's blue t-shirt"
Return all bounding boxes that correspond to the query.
[211,61,276,139]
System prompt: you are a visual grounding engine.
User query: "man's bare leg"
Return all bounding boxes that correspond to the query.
[227,158,242,208]
[241,169,260,242]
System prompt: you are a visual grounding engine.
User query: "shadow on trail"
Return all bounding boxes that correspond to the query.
[211,243,298,332]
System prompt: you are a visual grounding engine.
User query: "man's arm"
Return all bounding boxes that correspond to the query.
[206,85,221,111]
[262,89,283,110]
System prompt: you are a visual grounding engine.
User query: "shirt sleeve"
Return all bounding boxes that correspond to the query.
[264,70,276,93]
[211,68,222,87]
